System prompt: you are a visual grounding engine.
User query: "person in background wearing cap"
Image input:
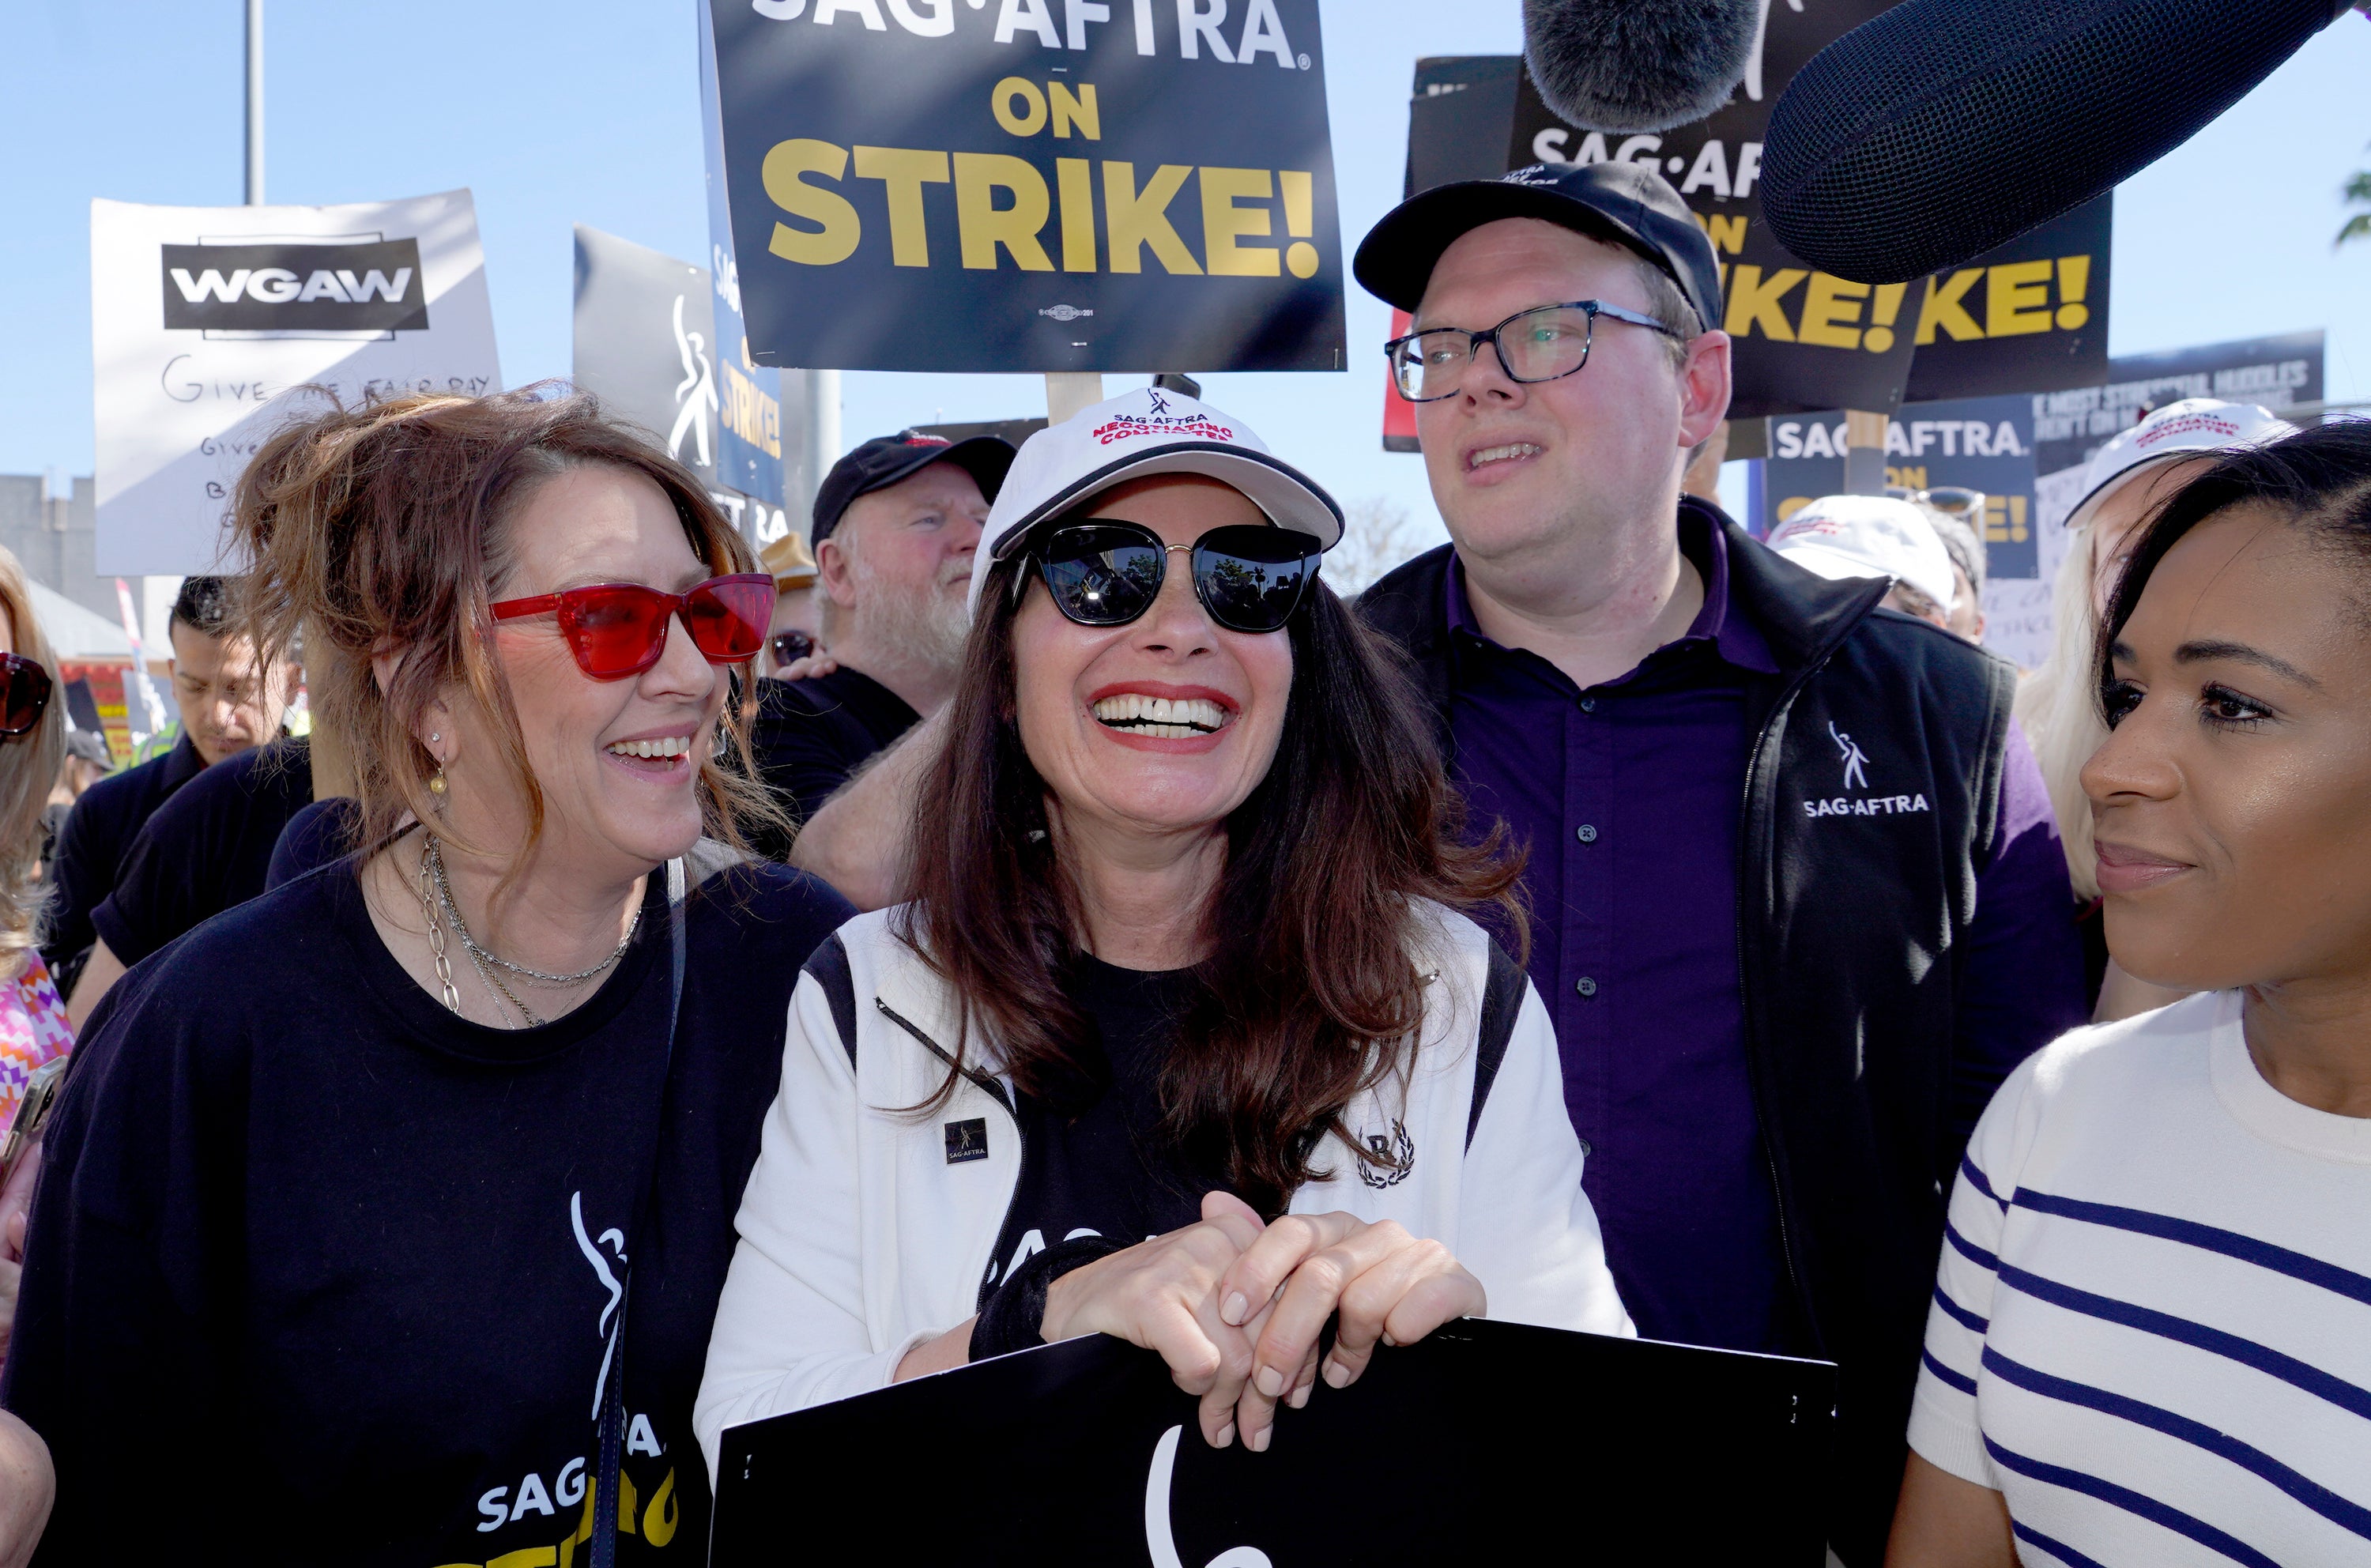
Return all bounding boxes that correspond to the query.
[2014,398,2298,1022]
[744,430,1014,888]
[757,529,826,676]
[41,575,292,1000]
[38,733,112,879]
[1768,496,1963,632]
[1921,506,1989,646]
[1350,160,2085,1565]
[697,387,1627,1474]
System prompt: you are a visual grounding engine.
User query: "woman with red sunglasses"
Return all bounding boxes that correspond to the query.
[5,390,854,1566]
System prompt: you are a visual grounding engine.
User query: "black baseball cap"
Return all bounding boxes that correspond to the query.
[1352,161,1722,337]
[812,431,1017,544]
[64,730,114,768]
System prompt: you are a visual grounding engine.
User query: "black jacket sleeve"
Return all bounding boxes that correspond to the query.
[86,821,179,968]
[746,680,870,858]
[38,795,114,986]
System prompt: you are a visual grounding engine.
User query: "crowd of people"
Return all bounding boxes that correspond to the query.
[0,156,2355,1568]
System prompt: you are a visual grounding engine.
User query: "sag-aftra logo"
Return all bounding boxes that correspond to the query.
[159,239,430,334]
[1802,721,1932,820]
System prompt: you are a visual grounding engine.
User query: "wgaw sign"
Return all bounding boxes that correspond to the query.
[92,191,500,575]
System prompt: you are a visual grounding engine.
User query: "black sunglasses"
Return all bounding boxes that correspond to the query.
[0,654,50,738]
[770,629,815,667]
[1023,521,1323,635]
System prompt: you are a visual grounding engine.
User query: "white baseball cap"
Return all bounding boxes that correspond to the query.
[1767,495,1957,612]
[968,386,1344,612]
[2068,397,2297,530]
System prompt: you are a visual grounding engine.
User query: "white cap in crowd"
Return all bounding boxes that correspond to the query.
[971,386,1343,612]
[1766,495,1957,612]
[2068,397,2298,529]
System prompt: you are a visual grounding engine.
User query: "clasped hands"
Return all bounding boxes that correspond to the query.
[1038,1191,1485,1454]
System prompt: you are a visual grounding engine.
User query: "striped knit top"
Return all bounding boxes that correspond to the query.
[1911,989,2371,1568]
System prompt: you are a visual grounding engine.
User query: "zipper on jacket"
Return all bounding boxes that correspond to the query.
[1732,581,1885,1359]
[872,998,1035,1315]
[1735,729,1814,1353]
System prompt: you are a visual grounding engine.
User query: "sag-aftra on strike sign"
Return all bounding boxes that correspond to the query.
[707,0,1345,373]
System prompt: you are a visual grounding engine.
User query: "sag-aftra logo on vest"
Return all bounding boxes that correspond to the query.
[1801,719,1932,820]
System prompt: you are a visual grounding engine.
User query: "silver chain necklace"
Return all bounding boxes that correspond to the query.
[415,839,462,1015]
[424,835,639,997]
[419,835,541,1027]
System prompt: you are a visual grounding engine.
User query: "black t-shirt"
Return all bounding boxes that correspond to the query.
[267,795,364,890]
[980,957,1228,1299]
[92,734,313,965]
[41,733,206,986]
[6,850,854,1566]
[744,669,920,858]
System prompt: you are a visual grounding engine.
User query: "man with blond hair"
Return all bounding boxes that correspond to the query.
[1351,161,2084,1563]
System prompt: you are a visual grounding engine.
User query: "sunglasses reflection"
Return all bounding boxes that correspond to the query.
[1035,522,1322,636]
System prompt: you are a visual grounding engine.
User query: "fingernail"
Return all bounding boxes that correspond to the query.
[1213,1422,1234,1449]
[1222,1292,1248,1325]
[1381,1332,1398,1348]
[1248,1424,1270,1453]
[1289,1381,1312,1409]
[1254,1364,1284,1398]
[1323,1358,1350,1389]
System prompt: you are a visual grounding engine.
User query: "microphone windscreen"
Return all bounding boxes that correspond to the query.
[1522,0,1762,133]
[1761,0,2344,283]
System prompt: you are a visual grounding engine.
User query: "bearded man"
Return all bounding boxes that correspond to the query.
[748,432,1013,904]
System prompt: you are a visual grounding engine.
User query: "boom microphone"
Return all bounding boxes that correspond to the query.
[1522,0,1762,133]
[1760,0,2363,284]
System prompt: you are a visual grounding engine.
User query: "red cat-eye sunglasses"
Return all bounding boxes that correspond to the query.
[488,574,774,681]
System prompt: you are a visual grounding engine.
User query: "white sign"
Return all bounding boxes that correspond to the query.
[92,190,501,574]
[1979,577,2055,673]
[1977,464,2094,672]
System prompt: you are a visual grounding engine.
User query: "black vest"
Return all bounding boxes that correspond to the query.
[1356,502,2016,1566]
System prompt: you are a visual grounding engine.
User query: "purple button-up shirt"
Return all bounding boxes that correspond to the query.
[1445,514,2083,1355]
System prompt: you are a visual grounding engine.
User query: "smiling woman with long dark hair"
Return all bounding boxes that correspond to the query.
[698,389,1628,1472]
[1886,419,2371,1567]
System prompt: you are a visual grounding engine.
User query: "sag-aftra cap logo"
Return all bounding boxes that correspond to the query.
[1087,386,1240,447]
[160,239,429,334]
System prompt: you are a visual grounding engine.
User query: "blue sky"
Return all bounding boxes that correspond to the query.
[3,0,2365,552]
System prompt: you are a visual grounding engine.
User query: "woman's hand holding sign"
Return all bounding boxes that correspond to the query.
[1039,1193,1273,1451]
[1215,1209,1487,1454]
[1038,1192,1487,1456]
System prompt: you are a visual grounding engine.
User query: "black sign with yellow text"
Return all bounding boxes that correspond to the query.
[1763,393,2040,575]
[707,0,1345,375]
[1486,0,2111,420]
[1901,198,2109,403]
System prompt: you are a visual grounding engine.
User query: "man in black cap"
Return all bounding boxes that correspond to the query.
[748,430,1013,902]
[1351,161,2083,1564]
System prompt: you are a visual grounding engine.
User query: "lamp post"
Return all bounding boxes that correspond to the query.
[244,0,263,204]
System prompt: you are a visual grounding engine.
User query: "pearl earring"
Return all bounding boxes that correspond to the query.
[427,736,447,796]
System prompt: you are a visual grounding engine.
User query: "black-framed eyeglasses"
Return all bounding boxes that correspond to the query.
[1384,300,1683,403]
[1021,521,1323,635]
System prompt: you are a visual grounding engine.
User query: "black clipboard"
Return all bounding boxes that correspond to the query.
[714,1319,1837,1565]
